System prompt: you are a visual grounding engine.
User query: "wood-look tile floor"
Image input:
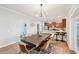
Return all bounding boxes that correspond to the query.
[0,39,71,54]
[51,39,70,54]
[0,43,20,54]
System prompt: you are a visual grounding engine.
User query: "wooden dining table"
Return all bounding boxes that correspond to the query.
[21,33,51,47]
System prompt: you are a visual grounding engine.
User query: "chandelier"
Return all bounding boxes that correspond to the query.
[40,4,43,17]
[36,4,48,20]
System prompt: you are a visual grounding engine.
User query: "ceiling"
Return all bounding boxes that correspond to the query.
[0,4,74,21]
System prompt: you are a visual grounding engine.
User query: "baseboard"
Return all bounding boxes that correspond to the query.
[0,40,19,48]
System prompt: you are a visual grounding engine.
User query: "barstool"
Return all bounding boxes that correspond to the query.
[54,32,60,41]
[60,32,66,42]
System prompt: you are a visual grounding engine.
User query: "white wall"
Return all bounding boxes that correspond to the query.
[67,17,75,51]
[0,6,38,48]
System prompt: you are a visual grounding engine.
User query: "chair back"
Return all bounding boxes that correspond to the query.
[19,44,28,53]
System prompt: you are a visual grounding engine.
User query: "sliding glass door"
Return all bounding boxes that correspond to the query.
[76,21,79,53]
[74,19,79,53]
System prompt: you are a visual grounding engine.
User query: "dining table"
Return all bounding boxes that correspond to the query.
[21,33,51,47]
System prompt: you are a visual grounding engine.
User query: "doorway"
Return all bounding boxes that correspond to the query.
[73,19,79,53]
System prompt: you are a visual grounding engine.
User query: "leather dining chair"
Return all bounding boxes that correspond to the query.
[18,42,35,54]
[19,44,28,54]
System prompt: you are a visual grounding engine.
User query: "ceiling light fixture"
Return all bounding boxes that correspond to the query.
[35,4,49,21]
[40,4,43,17]
[40,4,48,19]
